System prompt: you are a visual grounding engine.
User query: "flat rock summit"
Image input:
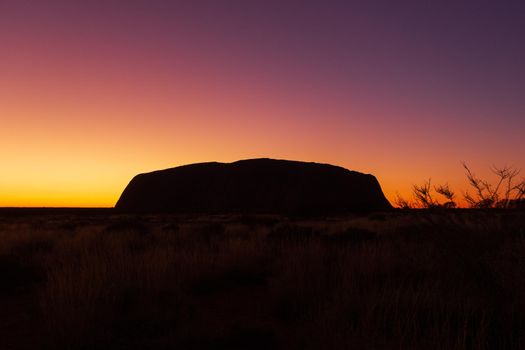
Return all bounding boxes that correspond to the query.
[115,158,392,213]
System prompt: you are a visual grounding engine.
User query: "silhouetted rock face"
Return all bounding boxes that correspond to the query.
[115,159,392,213]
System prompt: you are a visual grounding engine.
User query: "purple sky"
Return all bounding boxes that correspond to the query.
[1,0,524,206]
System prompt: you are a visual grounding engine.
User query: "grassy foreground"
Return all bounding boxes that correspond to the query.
[1,210,524,349]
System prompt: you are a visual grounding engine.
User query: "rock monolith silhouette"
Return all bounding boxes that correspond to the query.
[115,158,391,213]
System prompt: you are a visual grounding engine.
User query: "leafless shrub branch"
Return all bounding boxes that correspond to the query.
[394,192,412,209]
[413,179,437,208]
[462,162,524,208]
[395,163,523,209]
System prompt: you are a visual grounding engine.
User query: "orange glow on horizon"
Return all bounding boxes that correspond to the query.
[1,2,523,208]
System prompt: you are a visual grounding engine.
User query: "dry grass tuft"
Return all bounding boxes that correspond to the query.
[0,210,524,349]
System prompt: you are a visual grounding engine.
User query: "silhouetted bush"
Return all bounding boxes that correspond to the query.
[396,163,525,209]
[462,162,525,208]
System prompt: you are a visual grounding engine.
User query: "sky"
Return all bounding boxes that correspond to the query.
[1,0,524,207]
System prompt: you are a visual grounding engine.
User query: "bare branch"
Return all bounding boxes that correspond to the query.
[413,179,438,208]
[513,179,525,200]
[435,183,455,201]
[462,162,487,201]
[463,191,477,208]
[394,193,412,209]
[462,162,523,208]
[402,163,522,209]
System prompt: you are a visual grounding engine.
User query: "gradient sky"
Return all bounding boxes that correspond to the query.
[1,0,524,207]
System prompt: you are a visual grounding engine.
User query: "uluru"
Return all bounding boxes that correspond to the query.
[115,158,392,214]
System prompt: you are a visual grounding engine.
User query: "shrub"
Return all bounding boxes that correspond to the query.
[396,163,524,209]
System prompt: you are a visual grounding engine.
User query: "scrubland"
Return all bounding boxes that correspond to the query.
[1,209,524,349]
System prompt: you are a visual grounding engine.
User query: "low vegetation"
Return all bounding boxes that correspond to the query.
[396,163,525,209]
[1,209,524,349]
